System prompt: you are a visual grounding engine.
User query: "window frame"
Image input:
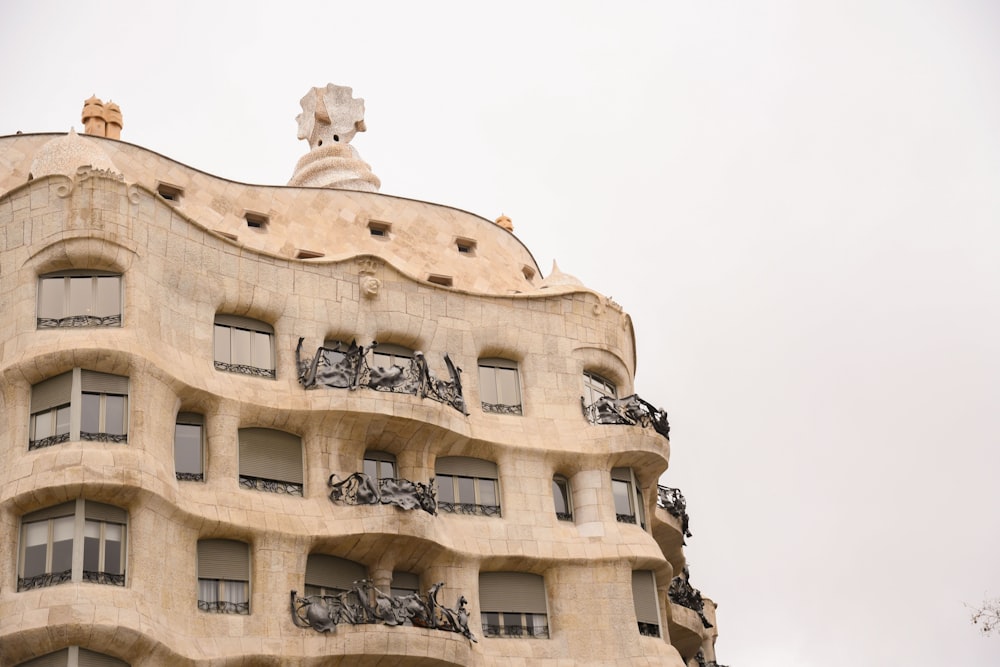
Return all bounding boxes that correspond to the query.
[37,271,123,329]
[304,553,367,597]
[435,457,501,517]
[237,428,304,496]
[363,450,397,482]
[18,499,128,592]
[174,412,205,481]
[611,467,646,529]
[197,539,250,615]
[552,475,573,521]
[213,315,276,379]
[478,358,522,415]
[583,370,618,405]
[632,570,662,638]
[479,572,549,639]
[29,370,129,450]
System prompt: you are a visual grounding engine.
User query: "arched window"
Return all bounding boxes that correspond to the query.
[479,572,549,638]
[37,270,122,328]
[30,370,129,449]
[435,457,500,517]
[363,450,396,481]
[238,428,303,496]
[197,539,250,614]
[19,500,127,591]
[214,315,275,378]
[304,554,366,596]
[478,358,522,415]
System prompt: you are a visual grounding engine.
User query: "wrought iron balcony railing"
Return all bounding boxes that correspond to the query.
[328,472,437,514]
[438,502,501,517]
[17,569,72,591]
[214,360,276,378]
[657,484,693,539]
[668,567,713,629]
[239,475,303,496]
[28,433,71,450]
[581,394,670,439]
[198,600,250,614]
[37,314,121,328]
[297,338,468,415]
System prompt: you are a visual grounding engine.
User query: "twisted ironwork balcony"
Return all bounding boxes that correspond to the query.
[669,568,713,629]
[37,314,121,328]
[176,472,204,482]
[582,394,670,439]
[239,475,303,496]
[328,472,437,514]
[481,401,523,416]
[198,600,250,614]
[657,484,693,539]
[214,360,276,379]
[17,569,72,591]
[297,338,468,414]
[82,570,125,586]
[28,432,71,450]
[637,622,660,637]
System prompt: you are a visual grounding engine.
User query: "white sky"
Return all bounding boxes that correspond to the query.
[3,1,999,664]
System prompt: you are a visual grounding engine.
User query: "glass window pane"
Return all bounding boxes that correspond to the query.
[214,325,231,363]
[478,478,497,506]
[363,459,378,479]
[32,410,52,440]
[69,277,93,315]
[380,461,395,479]
[253,331,272,369]
[51,516,74,573]
[232,328,253,365]
[105,395,126,435]
[372,351,390,368]
[457,476,475,504]
[552,480,568,514]
[613,479,633,516]
[223,579,248,604]
[23,522,49,578]
[81,393,101,433]
[436,475,454,503]
[83,535,100,572]
[478,366,498,404]
[175,424,203,474]
[38,278,64,318]
[497,367,520,405]
[104,525,123,574]
[199,578,219,603]
[504,612,523,635]
[56,405,71,435]
[95,276,120,317]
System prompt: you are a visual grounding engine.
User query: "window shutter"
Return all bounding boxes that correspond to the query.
[391,571,420,590]
[81,370,128,394]
[23,501,76,523]
[214,314,273,333]
[632,570,659,625]
[305,554,366,590]
[435,456,497,478]
[30,372,72,413]
[176,412,204,425]
[78,648,130,667]
[238,428,303,484]
[17,648,70,667]
[197,539,249,581]
[478,358,518,369]
[611,467,633,482]
[84,501,127,524]
[479,572,547,613]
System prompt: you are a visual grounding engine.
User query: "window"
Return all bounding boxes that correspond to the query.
[18,500,126,591]
[583,370,618,405]
[455,237,477,255]
[632,570,661,637]
[552,475,573,521]
[197,539,249,614]
[244,211,269,229]
[435,457,500,517]
[478,358,522,415]
[370,343,413,370]
[427,274,453,287]
[368,220,391,238]
[238,428,303,496]
[29,370,129,449]
[521,265,535,283]
[214,315,275,378]
[363,450,396,482]
[156,182,183,202]
[611,467,646,529]
[304,554,366,597]
[37,271,122,328]
[391,570,420,598]
[479,572,549,638]
[174,412,204,481]
[17,647,129,667]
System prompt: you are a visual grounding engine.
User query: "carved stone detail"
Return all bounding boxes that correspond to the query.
[328,471,437,515]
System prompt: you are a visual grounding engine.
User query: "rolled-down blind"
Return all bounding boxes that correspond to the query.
[479,572,547,613]
[632,570,659,625]
[81,370,128,394]
[611,467,634,483]
[238,428,303,484]
[197,539,249,581]
[23,501,75,523]
[17,648,69,667]
[435,456,497,478]
[176,412,204,425]
[305,554,366,590]
[79,648,130,667]
[84,501,127,524]
[392,571,420,590]
[215,314,273,333]
[30,372,72,413]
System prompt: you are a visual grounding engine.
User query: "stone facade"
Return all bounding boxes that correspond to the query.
[0,97,720,666]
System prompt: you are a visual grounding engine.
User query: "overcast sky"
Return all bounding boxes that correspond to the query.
[3,1,1000,665]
